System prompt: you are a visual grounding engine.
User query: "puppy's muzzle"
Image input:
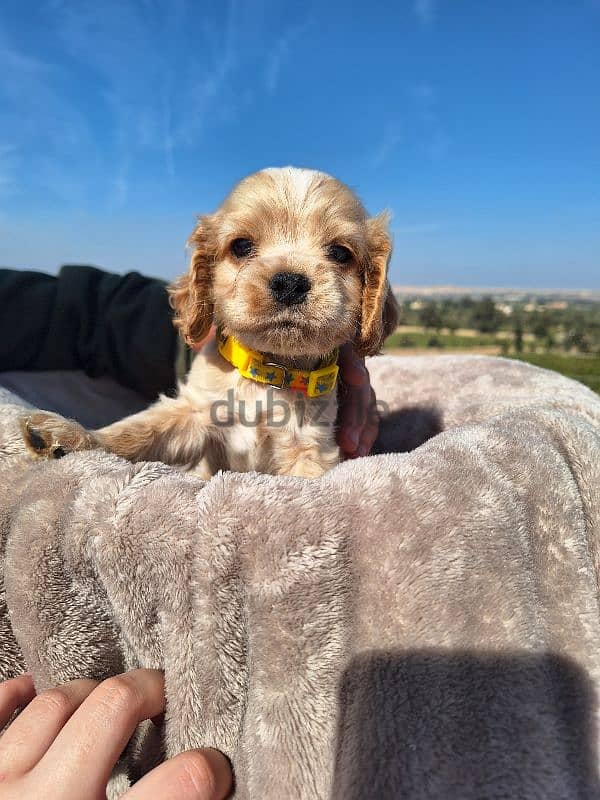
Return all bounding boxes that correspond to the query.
[269,271,311,307]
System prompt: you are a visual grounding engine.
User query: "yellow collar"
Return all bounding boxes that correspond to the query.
[217,332,339,398]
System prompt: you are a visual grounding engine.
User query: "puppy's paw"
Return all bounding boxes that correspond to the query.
[19,412,97,460]
[283,460,328,479]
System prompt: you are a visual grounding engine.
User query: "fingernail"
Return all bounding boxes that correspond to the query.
[347,429,359,448]
[357,444,368,457]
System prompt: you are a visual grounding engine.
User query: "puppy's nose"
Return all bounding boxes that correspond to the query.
[269,271,311,306]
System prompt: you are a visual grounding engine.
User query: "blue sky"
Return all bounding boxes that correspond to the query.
[0,0,599,287]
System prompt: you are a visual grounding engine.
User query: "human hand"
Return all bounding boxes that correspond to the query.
[336,343,379,458]
[187,325,217,352]
[0,670,232,800]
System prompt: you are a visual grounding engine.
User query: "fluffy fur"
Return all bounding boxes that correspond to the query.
[20,167,398,478]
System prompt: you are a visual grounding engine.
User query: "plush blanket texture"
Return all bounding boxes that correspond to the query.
[1,355,600,799]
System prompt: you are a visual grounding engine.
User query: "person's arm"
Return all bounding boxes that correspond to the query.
[0,266,178,401]
[0,670,232,799]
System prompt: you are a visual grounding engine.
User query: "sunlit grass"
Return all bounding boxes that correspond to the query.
[385,330,498,349]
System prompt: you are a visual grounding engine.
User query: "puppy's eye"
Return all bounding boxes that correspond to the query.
[231,238,254,258]
[327,244,353,264]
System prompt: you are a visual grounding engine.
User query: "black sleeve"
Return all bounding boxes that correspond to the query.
[0,265,178,401]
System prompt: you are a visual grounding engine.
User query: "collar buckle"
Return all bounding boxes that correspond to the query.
[263,362,287,390]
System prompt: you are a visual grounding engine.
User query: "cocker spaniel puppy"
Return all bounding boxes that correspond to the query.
[21,167,398,478]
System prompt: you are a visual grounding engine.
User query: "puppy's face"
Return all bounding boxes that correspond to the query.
[170,167,398,358]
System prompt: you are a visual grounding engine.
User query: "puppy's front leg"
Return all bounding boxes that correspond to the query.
[21,396,214,467]
[20,412,99,460]
[95,396,214,465]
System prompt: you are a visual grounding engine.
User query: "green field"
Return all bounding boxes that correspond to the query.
[385,331,499,349]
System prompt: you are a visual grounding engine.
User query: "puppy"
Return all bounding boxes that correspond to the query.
[21,167,398,478]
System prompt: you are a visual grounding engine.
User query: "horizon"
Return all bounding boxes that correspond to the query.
[1,0,599,289]
[391,283,600,294]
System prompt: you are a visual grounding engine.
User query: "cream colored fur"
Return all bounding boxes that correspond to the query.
[19,167,398,478]
[101,338,339,478]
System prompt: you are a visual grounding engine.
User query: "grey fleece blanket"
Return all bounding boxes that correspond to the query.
[1,355,600,799]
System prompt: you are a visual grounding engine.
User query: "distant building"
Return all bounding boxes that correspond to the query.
[392,285,600,302]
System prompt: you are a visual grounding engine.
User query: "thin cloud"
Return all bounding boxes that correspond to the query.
[414,0,436,25]
[49,0,239,201]
[0,144,17,193]
[265,19,311,94]
[182,1,237,146]
[0,34,94,206]
[51,0,179,194]
[371,127,403,167]
[409,82,449,160]
[1,0,246,211]
[162,92,175,181]
[411,83,436,104]
[2,2,309,212]
[112,174,128,208]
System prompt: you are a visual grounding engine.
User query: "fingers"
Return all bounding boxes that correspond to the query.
[124,748,232,800]
[0,671,234,800]
[356,388,379,457]
[339,387,378,458]
[0,678,98,776]
[189,325,217,353]
[337,342,369,387]
[33,669,165,795]
[337,344,380,458]
[336,381,367,455]
[0,674,35,732]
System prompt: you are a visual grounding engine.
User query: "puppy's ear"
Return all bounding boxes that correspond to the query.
[169,216,216,345]
[356,212,399,356]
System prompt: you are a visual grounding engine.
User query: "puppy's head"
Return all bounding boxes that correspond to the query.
[170,167,398,358]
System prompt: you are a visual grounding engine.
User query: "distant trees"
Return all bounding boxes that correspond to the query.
[564,327,591,353]
[394,294,600,357]
[513,314,524,353]
[469,296,503,334]
[441,301,460,333]
[418,302,443,331]
[529,312,550,340]
[544,333,556,352]
[417,296,505,334]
